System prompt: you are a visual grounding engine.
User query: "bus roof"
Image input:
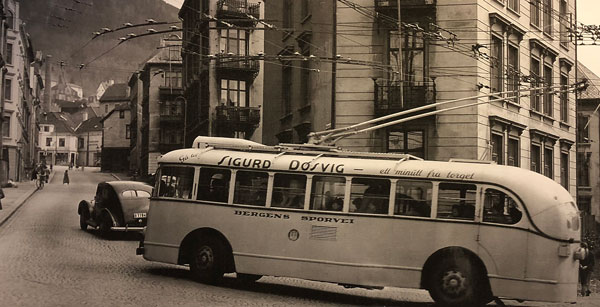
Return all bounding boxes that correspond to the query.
[159,142,573,218]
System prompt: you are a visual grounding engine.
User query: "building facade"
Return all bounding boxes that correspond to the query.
[179,0,264,146]
[129,35,184,176]
[262,0,577,196]
[75,116,102,167]
[38,112,78,166]
[101,102,131,171]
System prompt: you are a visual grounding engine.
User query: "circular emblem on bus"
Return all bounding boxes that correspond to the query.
[288,229,299,241]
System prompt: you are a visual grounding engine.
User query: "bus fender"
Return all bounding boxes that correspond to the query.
[420,246,492,299]
[178,228,235,273]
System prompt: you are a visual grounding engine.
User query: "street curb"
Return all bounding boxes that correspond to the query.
[0,171,57,228]
[111,173,121,181]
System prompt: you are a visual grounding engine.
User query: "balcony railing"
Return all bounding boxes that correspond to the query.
[159,106,184,123]
[374,79,436,116]
[216,57,260,79]
[217,0,260,20]
[216,105,261,132]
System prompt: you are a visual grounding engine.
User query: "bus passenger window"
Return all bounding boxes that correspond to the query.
[483,188,522,224]
[197,168,231,203]
[350,178,390,214]
[394,181,432,217]
[272,173,306,209]
[158,166,195,199]
[436,183,477,220]
[310,176,345,212]
[234,171,269,206]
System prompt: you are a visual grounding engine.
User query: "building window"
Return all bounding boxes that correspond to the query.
[491,133,503,164]
[560,151,569,189]
[125,124,131,139]
[507,138,520,166]
[44,126,49,132]
[578,115,590,142]
[6,43,12,65]
[46,137,52,147]
[390,29,425,84]
[5,10,13,30]
[560,73,568,122]
[164,70,182,88]
[530,56,541,112]
[388,130,425,158]
[543,146,553,178]
[531,143,541,173]
[282,65,292,115]
[543,64,553,116]
[78,137,84,149]
[4,78,11,101]
[490,35,503,93]
[105,104,109,113]
[300,46,311,107]
[530,0,541,28]
[219,79,247,107]
[119,110,125,118]
[508,0,519,12]
[507,44,519,103]
[59,138,65,147]
[2,116,9,137]
[559,0,569,49]
[578,152,591,187]
[219,29,248,55]
[543,0,552,36]
[283,0,293,29]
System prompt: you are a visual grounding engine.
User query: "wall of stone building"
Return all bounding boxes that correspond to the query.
[103,110,131,148]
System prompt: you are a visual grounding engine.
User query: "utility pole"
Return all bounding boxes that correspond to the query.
[0,2,7,184]
[397,0,404,108]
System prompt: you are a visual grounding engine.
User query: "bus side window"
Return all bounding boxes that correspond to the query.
[350,177,390,214]
[310,175,345,212]
[394,180,432,217]
[272,173,306,209]
[158,166,195,199]
[436,183,477,220]
[197,168,231,203]
[483,188,522,224]
[234,170,269,206]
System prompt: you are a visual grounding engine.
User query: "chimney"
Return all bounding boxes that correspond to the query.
[82,111,88,122]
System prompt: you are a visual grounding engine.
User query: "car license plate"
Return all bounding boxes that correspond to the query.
[133,213,146,218]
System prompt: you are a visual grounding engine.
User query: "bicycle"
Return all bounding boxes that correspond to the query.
[36,175,46,189]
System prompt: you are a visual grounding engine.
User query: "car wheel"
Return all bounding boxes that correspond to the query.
[189,236,225,284]
[79,210,89,230]
[237,273,262,283]
[99,212,112,238]
[428,255,486,307]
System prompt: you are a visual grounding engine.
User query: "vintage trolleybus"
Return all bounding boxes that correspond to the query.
[138,136,582,306]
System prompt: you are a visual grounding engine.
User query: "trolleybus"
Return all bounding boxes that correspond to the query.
[138,136,582,306]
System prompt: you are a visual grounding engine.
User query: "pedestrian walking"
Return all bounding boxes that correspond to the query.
[0,186,4,210]
[50,164,53,171]
[63,170,70,185]
[580,242,595,296]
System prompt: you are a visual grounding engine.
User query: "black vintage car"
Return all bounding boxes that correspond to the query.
[78,181,153,235]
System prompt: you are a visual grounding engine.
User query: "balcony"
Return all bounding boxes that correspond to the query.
[159,105,184,124]
[216,0,260,24]
[374,79,436,116]
[159,86,184,97]
[215,105,261,132]
[375,0,436,21]
[216,57,260,80]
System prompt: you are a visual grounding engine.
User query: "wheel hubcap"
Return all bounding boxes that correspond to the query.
[441,270,467,297]
[197,246,214,269]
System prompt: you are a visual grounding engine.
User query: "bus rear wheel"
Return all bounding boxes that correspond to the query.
[190,236,225,284]
[428,256,486,307]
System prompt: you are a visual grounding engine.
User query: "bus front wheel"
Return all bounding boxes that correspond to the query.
[428,256,486,307]
[190,236,225,284]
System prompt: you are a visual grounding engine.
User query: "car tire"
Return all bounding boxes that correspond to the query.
[236,273,262,283]
[79,210,89,231]
[99,212,113,238]
[428,255,486,307]
[189,236,225,284]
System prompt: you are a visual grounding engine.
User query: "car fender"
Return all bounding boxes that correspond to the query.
[78,200,92,216]
[100,208,118,227]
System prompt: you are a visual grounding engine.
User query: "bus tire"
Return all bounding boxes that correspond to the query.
[237,273,262,283]
[190,236,225,284]
[428,255,486,307]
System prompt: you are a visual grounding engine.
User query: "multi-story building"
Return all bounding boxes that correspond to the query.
[577,64,600,230]
[263,0,577,196]
[38,112,79,166]
[129,35,183,176]
[99,83,129,117]
[1,0,43,182]
[179,0,264,145]
[100,102,131,171]
[75,116,102,167]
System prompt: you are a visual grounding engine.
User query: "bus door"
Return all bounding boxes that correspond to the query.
[476,185,527,280]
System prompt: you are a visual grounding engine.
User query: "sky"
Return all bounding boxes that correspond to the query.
[163,0,600,77]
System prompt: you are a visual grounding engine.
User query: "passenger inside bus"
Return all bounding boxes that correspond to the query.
[206,173,228,202]
[360,183,388,214]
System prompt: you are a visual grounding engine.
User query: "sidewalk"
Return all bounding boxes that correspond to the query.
[0,170,56,227]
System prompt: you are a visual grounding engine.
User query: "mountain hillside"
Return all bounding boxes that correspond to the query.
[21,0,180,96]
